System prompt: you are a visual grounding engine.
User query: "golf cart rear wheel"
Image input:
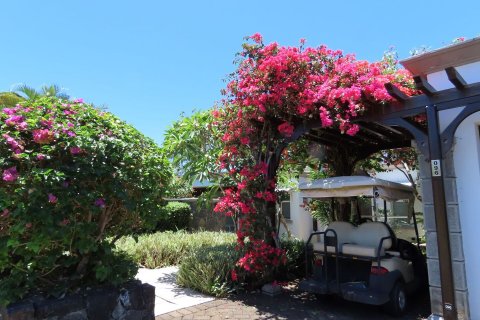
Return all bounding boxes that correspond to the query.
[383,281,407,316]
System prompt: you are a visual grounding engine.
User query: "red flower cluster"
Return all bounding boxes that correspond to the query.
[277,122,294,137]
[237,239,286,273]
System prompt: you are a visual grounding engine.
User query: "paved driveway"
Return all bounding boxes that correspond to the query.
[155,280,431,320]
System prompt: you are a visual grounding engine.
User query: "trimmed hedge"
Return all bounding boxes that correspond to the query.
[157,201,192,231]
[115,230,236,268]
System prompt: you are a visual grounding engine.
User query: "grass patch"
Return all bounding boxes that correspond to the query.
[115,230,236,268]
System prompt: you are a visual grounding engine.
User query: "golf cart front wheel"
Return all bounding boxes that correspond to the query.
[383,281,407,316]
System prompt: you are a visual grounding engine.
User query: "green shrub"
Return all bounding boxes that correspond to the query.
[0,97,171,305]
[168,232,306,296]
[0,92,23,109]
[115,230,236,268]
[278,238,306,279]
[177,244,240,297]
[157,201,192,231]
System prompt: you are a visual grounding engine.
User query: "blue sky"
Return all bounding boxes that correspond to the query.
[1,0,478,144]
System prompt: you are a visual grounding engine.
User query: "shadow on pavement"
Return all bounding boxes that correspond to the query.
[231,283,431,320]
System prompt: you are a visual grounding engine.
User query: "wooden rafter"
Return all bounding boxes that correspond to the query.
[445,67,467,90]
[413,75,437,96]
[385,83,409,101]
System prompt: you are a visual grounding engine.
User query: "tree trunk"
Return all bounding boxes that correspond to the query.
[325,147,357,222]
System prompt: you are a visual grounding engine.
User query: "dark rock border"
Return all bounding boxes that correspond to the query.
[0,280,155,320]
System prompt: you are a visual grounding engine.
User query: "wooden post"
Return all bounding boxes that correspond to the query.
[426,105,457,320]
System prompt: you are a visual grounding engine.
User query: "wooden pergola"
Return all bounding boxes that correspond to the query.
[277,44,480,320]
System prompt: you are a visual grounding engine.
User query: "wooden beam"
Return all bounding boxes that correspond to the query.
[385,83,409,101]
[360,82,480,122]
[353,122,393,141]
[363,121,407,136]
[413,75,437,96]
[318,126,383,146]
[446,67,467,90]
[303,133,337,147]
[312,129,361,146]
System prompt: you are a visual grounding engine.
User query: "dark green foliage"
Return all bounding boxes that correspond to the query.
[278,238,306,279]
[0,97,171,306]
[157,202,192,231]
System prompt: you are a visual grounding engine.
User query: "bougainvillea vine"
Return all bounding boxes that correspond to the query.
[213,34,417,282]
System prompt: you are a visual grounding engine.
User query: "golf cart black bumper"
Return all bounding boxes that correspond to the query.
[299,279,390,306]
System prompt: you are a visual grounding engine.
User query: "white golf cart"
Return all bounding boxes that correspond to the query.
[298,176,427,316]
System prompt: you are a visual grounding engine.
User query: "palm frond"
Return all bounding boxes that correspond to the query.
[15,84,39,100]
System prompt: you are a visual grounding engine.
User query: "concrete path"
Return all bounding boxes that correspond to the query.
[136,266,214,316]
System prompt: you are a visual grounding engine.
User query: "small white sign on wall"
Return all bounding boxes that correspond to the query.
[431,159,442,177]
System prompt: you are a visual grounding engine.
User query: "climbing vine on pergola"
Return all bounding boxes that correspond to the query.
[214,34,418,279]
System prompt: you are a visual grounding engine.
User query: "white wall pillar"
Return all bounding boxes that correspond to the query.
[453,111,480,320]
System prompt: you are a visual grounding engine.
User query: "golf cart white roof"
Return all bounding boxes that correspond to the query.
[298,176,415,201]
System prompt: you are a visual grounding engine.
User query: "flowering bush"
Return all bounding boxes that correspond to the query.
[213,34,417,282]
[0,97,171,305]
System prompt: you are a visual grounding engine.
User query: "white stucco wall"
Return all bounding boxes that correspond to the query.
[452,112,480,319]
[279,191,315,241]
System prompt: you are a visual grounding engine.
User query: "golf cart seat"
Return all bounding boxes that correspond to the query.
[342,222,394,258]
[312,221,356,253]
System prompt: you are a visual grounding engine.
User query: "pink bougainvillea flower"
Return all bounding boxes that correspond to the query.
[2,167,19,182]
[73,98,84,103]
[36,154,46,160]
[277,122,295,137]
[94,198,106,208]
[297,105,309,115]
[346,124,360,136]
[3,134,23,154]
[32,129,54,144]
[17,121,28,131]
[63,110,77,116]
[240,137,249,145]
[5,115,24,126]
[70,147,83,155]
[40,119,53,128]
[2,108,16,115]
[48,193,58,204]
[250,33,263,44]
